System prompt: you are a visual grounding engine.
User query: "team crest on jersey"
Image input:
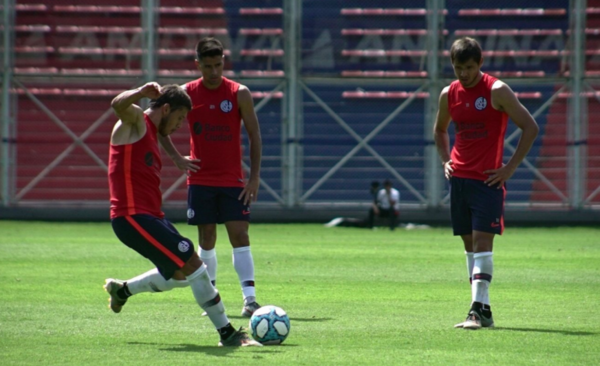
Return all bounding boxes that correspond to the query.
[475,97,487,110]
[220,100,233,113]
[178,240,190,253]
[187,208,195,219]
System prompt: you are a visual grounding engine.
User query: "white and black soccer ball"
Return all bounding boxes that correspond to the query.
[249,305,290,345]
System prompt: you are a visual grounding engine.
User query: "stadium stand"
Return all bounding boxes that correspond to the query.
[13,0,596,205]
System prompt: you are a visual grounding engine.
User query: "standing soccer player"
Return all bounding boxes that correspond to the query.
[159,37,263,317]
[104,82,260,346]
[433,37,539,329]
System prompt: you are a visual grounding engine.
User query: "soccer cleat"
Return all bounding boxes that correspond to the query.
[454,309,494,329]
[241,301,261,317]
[218,327,263,347]
[104,278,127,313]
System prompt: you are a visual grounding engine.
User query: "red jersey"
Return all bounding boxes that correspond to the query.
[185,77,245,187]
[447,73,509,181]
[108,115,164,219]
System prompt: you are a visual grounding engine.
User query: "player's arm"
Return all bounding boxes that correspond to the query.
[111,82,161,125]
[485,81,540,187]
[110,82,162,144]
[158,134,200,175]
[433,86,454,180]
[238,85,262,204]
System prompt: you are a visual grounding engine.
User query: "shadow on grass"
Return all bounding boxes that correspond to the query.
[227,315,332,323]
[289,317,333,323]
[128,341,288,357]
[495,327,598,336]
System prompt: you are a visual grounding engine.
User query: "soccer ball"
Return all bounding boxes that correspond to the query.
[249,305,290,345]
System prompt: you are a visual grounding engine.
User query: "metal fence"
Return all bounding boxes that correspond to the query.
[1,0,598,217]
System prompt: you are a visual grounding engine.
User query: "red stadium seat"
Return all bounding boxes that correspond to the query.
[239,70,285,77]
[487,71,546,78]
[341,70,428,78]
[458,8,566,16]
[342,91,429,99]
[240,28,283,36]
[159,7,225,15]
[455,29,563,36]
[239,8,283,15]
[251,91,284,99]
[53,5,141,13]
[342,50,427,57]
[15,4,48,12]
[240,49,284,57]
[341,8,431,16]
[342,29,429,36]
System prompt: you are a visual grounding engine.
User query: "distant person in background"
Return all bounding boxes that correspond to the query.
[368,179,400,231]
[433,37,539,330]
[370,181,380,204]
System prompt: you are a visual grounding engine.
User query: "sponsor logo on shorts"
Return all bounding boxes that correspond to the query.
[178,241,190,252]
[475,97,487,110]
[220,100,233,113]
[187,208,195,219]
[242,210,251,215]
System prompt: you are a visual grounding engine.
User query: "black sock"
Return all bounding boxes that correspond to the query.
[481,304,492,317]
[116,284,132,299]
[218,323,236,340]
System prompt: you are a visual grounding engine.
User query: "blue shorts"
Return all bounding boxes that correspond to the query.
[450,177,505,236]
[111,214,194,280]
[187,185,250,225]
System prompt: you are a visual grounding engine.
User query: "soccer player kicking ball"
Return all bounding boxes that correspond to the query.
[433,37,539,329]
[104,82,261,347]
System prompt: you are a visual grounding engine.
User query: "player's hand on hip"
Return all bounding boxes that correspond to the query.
[443,159,454,180]
[139,82,162,99]
[175,156,201,176]
[483,164,515,188]
[239,177,260,205]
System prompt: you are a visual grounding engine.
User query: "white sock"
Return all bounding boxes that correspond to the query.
[232,246,256,303]
[186,264,229,329]
[465,252,474,284]
[126,268,188,295]
[200,248,217,286]
[472,252,493,305]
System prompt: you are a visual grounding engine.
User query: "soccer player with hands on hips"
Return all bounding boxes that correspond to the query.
[104,82,261,347]
[159,37,263,318]
[433,37,539,329]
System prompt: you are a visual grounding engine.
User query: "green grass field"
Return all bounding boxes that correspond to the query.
[1,221,599,365]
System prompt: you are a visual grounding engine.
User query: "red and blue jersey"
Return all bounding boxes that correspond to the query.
[447,73,509,181]
[185,77,245,187]
[108,115,163,219]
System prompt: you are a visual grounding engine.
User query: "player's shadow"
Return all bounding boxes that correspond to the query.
[495,327,598,336]
[289,316,333,323]
[128,341,281,356]
[227,315,332,323]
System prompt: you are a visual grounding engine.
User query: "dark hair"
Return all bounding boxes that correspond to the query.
[149,84,192,112]
[383,179,393,187]
[450,37,482,64]
[195,37,224,60]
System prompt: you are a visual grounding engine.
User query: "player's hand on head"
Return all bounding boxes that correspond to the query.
[139,82,162,99]
[444,159,454,180]
[483,164,515,188]
[175,156,201,176]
